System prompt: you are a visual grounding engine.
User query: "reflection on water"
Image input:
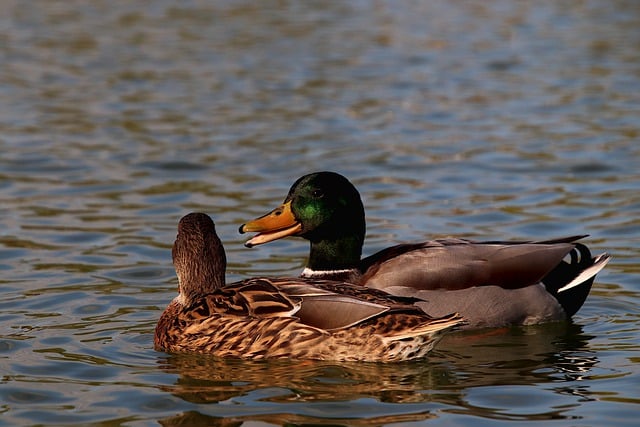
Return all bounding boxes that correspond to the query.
[0,0,639,425]
[155,322,599,424]
[159,411,436,427]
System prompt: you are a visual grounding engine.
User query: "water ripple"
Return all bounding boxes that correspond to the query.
[0,1,638,426]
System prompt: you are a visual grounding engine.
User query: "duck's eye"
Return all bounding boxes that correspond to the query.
[311,189,324,198]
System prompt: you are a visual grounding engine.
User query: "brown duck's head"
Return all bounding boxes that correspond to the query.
[239,171,366,249]
[173,212,226,304]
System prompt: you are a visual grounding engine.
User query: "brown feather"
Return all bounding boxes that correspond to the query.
[361,240,576,291]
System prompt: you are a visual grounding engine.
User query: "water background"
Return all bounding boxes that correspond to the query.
[1,1,638,426]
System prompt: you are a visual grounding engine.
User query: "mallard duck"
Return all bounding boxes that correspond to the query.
[155,212,464,361]
[239,171,611,329]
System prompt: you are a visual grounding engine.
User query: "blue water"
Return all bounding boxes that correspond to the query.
[0,1,638,426]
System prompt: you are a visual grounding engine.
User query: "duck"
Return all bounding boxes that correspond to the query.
[154,212,464,361]
[239,171,611,329]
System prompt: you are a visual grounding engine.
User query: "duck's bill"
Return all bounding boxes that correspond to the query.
[239,201,303,247]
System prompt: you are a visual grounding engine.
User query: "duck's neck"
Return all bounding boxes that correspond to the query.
[306,233,363,272]
[176,262,226,306]
[301,266,362,283]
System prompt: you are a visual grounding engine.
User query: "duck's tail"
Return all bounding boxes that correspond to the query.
[388,311,466,341]
[378,312,465,361]
[544,243,611,317]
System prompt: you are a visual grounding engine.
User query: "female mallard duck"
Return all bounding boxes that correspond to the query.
[239,171,611,329]
[155,212,464,361]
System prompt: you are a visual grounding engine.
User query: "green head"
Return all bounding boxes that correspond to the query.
[240,171,366,270]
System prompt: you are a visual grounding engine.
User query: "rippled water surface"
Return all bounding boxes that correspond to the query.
[1,1,639,426]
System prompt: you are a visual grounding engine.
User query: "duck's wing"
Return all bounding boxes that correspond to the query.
[262,277,399,331]
[181,279,302,322]
[187,277,408,332]
[360,236,587,291]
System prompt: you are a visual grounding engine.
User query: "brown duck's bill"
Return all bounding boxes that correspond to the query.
[239,201,303,247]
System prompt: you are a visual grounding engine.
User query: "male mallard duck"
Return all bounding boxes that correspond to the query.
[155,212,464,361]
[239,171,611,329]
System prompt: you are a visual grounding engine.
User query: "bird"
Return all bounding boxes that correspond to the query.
[154,212,464,361]
[239,171,611,329]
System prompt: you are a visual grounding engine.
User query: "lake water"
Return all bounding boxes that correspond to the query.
[1,1,638,426]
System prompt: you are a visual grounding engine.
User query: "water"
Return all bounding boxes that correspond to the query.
[0,1,638,425]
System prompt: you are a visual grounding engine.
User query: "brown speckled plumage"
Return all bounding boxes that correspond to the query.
[154,212,463,361]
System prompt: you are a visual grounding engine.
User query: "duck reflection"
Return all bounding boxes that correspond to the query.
[158,410,435,427]
[157,354,446,405]
[435,322,598,386]
[156,322,597,425]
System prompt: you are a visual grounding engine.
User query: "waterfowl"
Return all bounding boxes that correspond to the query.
[155,212,464,361]
[239,171,611,329]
